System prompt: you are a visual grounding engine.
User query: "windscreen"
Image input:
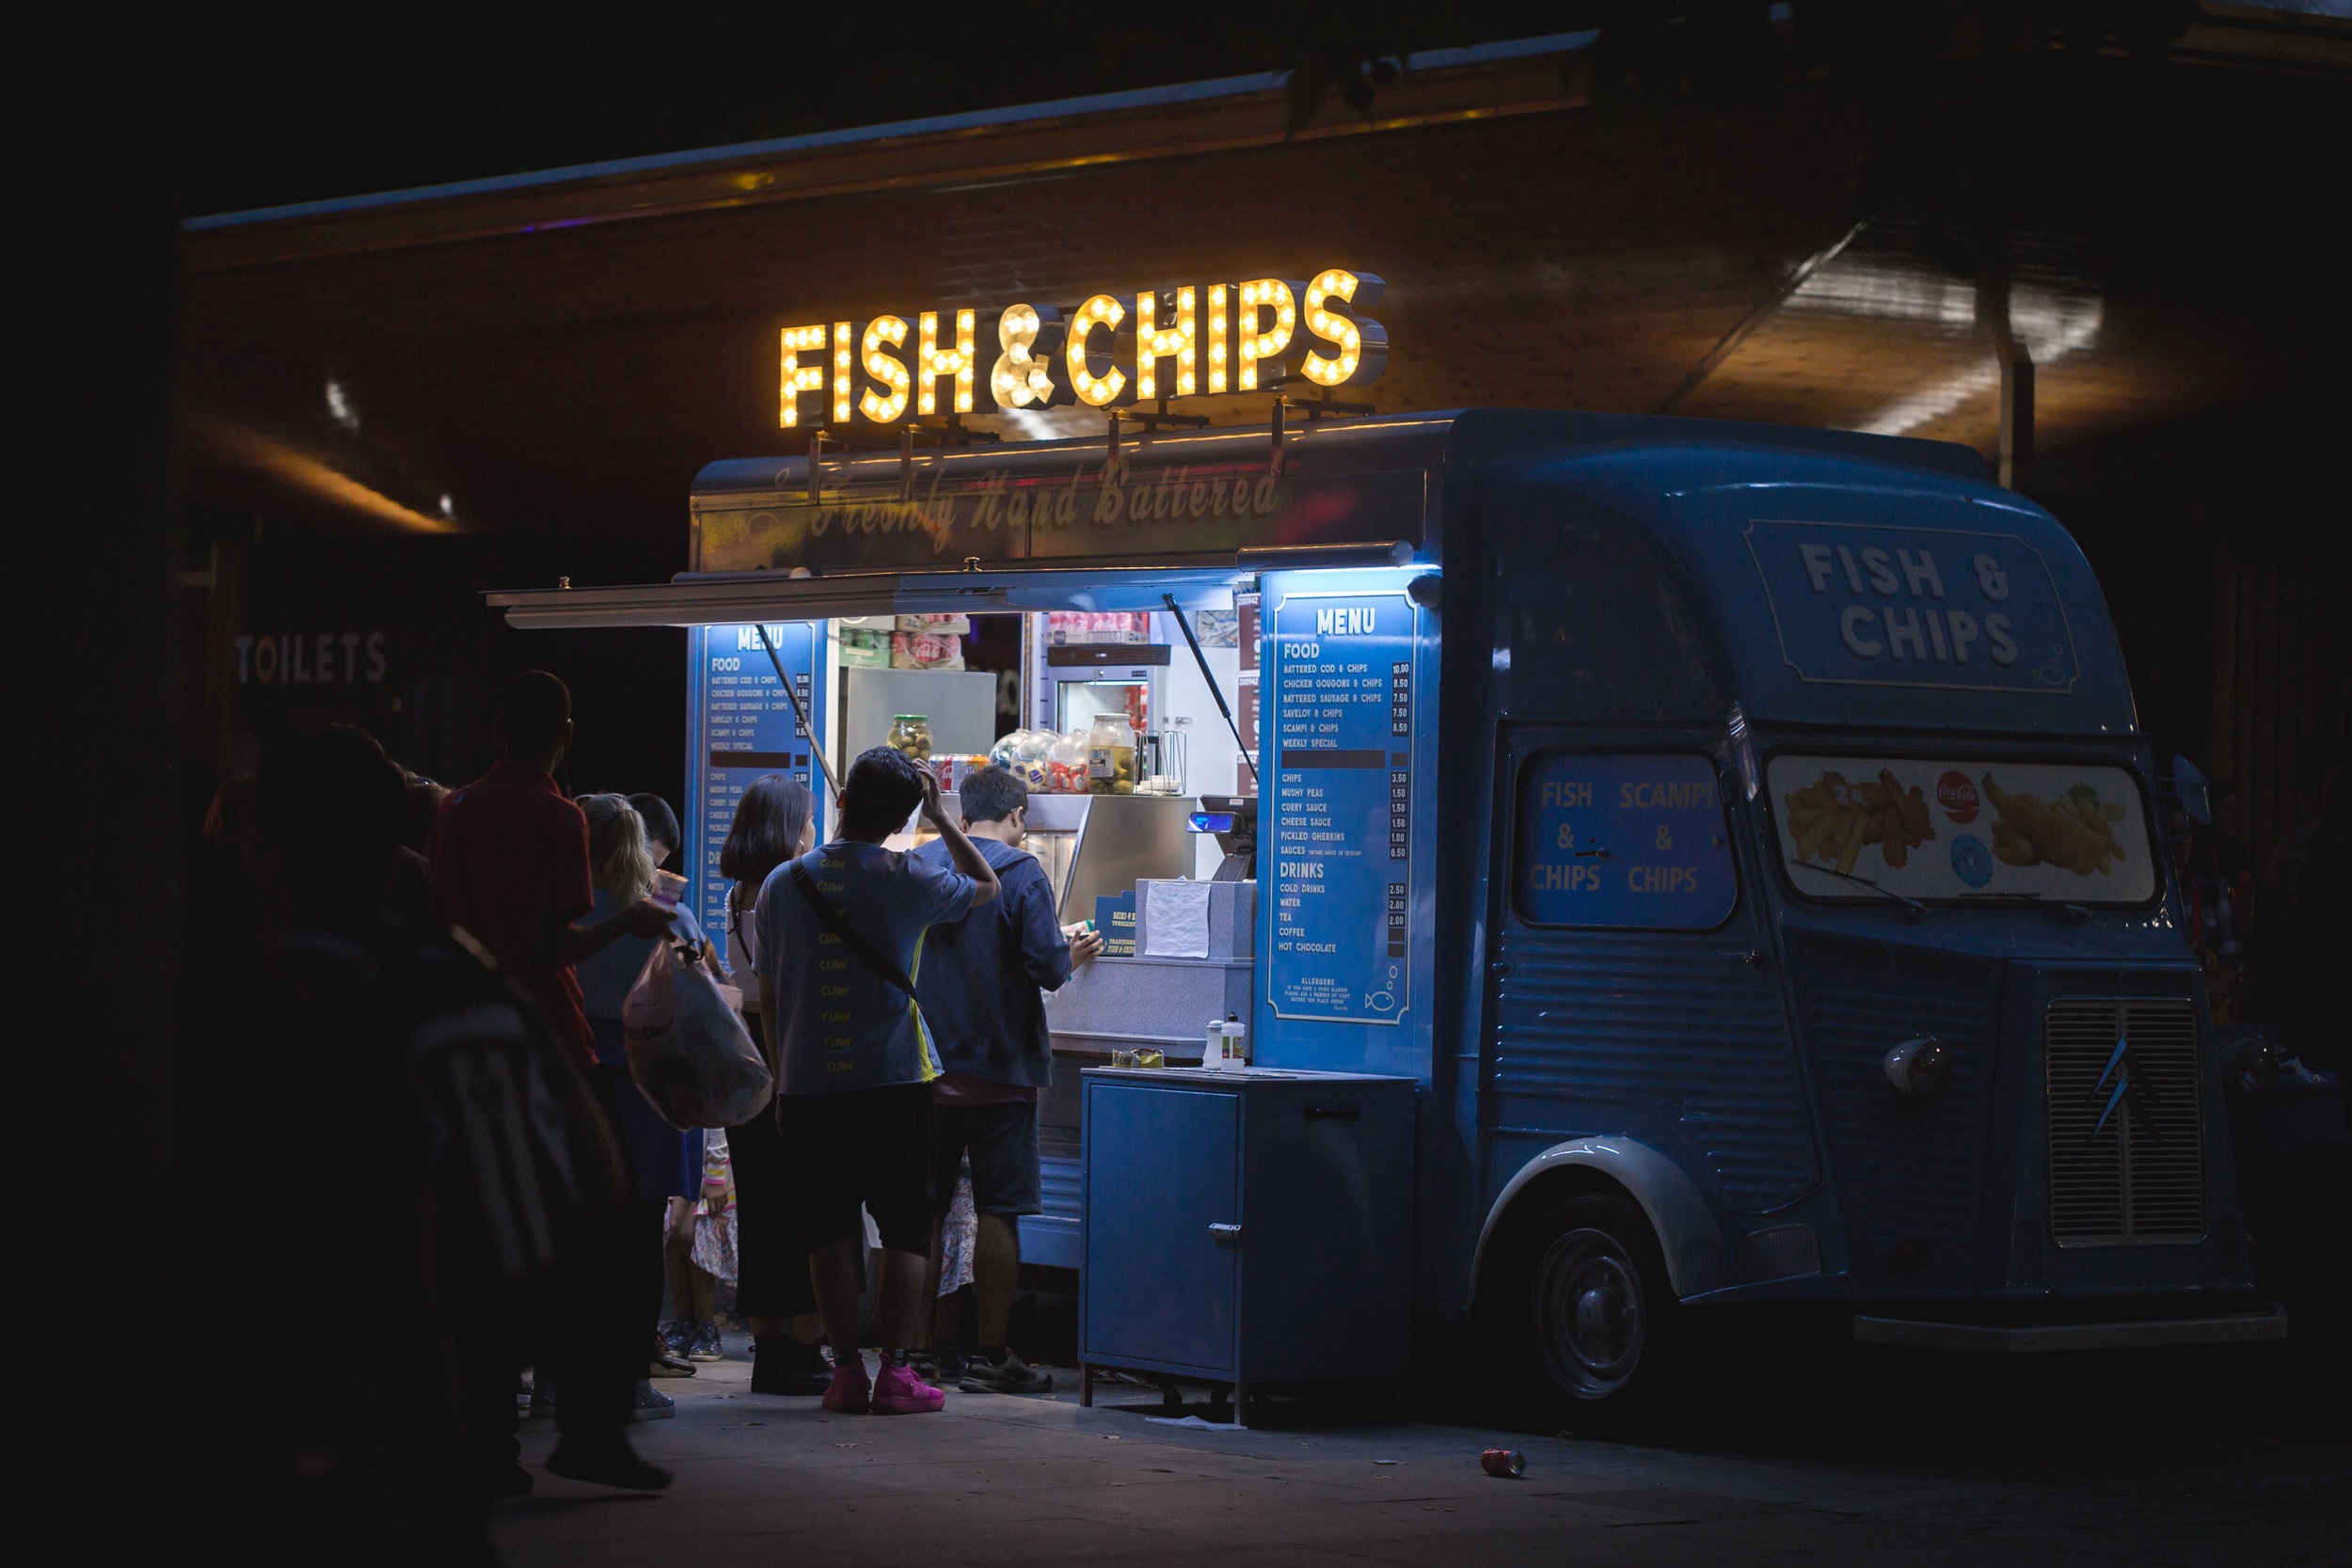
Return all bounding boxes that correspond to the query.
[1767,754,2157,906]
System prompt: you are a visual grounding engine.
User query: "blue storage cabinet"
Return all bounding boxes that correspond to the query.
[1078,1067,1416,1424]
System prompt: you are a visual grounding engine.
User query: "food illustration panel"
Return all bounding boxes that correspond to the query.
[1767,754,2155,904]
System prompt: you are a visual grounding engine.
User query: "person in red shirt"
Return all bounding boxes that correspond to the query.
[428,670,677,1492]
[429,673,674,1069]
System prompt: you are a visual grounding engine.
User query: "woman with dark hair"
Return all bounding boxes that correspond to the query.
[572,793,714,1419]
[717,774,832,1394]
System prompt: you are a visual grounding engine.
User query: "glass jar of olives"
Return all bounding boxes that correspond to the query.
[1087,713,1136,795]
[886,714,933,761]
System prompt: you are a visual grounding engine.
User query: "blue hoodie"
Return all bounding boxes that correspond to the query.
[911,834,1073,1087]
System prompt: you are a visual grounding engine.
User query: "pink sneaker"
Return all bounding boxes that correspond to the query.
[821,1354,871,1414]
[871,1359,946,1415]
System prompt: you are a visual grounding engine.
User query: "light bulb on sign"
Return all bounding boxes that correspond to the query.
[917,309,978,416]
[990,304,1062,408]
[860,316,911,423]
[1299,270,1388,388]
[831,322,854,424]
[1205,284,1230,394]
[1235,278,1299,391]
[1066,293,1128,408]
[1134,287,1196,401]
[779,324,827,426]
[771,271,1384,425]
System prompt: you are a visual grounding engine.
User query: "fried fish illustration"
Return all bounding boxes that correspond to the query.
[1980,773,2126,876]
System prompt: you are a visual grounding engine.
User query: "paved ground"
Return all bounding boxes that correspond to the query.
[492,1327,2348,1567]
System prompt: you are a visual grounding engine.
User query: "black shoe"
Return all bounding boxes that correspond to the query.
[959,1348,1052,1395]
[481,1463,533,1500]
[546,1438,673,1492]
[752,1336,833,1396]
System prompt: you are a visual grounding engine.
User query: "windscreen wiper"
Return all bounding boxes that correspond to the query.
[1957,891,2093,923]
[1788,859,1926,916]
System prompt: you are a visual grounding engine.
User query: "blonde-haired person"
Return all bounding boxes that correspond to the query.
[573,793,717,1418]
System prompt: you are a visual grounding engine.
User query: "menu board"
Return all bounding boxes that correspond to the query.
[1767,754,2155,905]
[1265,589,1417,1024]
[687,622,827,968]
[1515,753,1737,928]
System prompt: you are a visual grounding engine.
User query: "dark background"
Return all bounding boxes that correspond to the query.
[174,4,2350,838]
[183,2,1576,215]
[26,4,2347,1556]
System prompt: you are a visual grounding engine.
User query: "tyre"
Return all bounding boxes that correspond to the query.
[1504,1193,1685,1431]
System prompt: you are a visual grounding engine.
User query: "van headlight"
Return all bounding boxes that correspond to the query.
[1883,1037,1950,1101]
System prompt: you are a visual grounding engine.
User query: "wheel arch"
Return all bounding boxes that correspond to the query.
[1469,1138,1728,1307]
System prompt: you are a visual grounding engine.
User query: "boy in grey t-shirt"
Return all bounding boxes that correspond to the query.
[755,748,998,1414]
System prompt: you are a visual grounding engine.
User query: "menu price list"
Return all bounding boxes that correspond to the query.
[691,625,822,966]
[1267,592,1416,1024]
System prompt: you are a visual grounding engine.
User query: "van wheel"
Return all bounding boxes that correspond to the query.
[1509,1194,1684,1430]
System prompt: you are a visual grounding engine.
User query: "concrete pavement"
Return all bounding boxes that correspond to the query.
[493,1340,2347,1566]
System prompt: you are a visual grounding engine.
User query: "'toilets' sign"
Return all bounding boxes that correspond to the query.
[778,269,1388,427]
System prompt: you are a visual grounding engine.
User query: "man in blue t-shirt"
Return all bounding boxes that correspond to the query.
[912,767,1102,1394]
[755,747,998,1415]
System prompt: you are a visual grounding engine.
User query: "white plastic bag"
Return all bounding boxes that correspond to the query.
[622,938,772,1129]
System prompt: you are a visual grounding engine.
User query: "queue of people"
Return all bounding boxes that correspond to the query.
[2166,727,2352,1075]
[193,667,1101,1554]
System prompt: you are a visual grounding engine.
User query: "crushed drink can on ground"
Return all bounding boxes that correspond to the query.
[1481,1448,1525,1479]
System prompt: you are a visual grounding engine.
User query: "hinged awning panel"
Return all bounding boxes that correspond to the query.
[482,557,1340,629]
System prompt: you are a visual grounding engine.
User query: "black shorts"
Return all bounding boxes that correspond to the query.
[779,1083,934,1254]
[930,1099,1042,1216]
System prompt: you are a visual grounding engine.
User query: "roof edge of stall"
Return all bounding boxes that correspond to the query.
[180,33,1598,271]
[690,408,1983,499]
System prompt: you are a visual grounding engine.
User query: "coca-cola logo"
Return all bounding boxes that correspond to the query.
[1937,769,1979,824]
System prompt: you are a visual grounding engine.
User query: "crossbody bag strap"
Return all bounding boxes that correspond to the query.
[788,862,922,1003]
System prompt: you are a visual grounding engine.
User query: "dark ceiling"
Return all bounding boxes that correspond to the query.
[177,34,2351,588]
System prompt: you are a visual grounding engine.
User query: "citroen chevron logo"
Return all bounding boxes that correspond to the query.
[2089,1032,2163,1144]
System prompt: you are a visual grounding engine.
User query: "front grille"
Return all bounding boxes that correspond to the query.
[2044,999,2205,1244]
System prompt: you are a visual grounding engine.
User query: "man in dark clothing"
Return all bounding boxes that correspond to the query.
[427,671,676,1490]
[914,767,1103,1392]
[185,726,493,1564]
[190,725,639,1560]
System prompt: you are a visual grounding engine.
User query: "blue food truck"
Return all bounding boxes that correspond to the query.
[492,407,2282,1423]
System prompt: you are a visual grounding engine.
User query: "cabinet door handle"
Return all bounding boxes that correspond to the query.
[1209,1223,1243,1246]
[1305,1104,1359,1123]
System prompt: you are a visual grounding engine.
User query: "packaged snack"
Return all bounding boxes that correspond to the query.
[889,631,966,671]
[1045,610,1151,646]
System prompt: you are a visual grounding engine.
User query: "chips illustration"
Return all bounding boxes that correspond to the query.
[1783,768,1936,875]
